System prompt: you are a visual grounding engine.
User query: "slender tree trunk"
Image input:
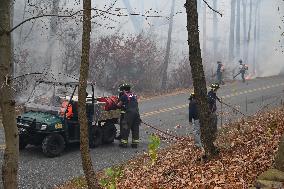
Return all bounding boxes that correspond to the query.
[242,0,248,62]
[0,1,19,188]
[212,0,218,63]
[247,0,253,66]
[229,0,236,62]
[256,1,261,75]
[161,0,175,90]
[236,0,241,58]
[47,0,60,79]
[79,0,99,188]
[185,0,215,157]
[202,1,207,58]
[252,1,259,75]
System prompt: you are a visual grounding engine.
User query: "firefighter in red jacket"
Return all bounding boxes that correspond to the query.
[59,98,73,119]
[117,83,141,148]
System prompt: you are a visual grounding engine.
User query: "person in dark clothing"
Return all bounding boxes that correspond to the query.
[233,59,248,83]
[208,83,221,113]
[207,83,221,155]
[216,61,225,85]
[188,93,202,148]
[117,83,141,148]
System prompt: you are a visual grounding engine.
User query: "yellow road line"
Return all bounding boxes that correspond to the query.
[141,82,284,118]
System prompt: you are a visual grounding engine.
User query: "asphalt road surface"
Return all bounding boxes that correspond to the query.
[0,75,284,189]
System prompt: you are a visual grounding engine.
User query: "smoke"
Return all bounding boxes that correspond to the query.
[12,0,284,91]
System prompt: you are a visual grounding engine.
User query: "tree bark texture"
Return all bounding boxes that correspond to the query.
[79,0,99,188]
[229,0,236,62]
[202,1,207,58]
[0,0,19,188]
[185,0,215,156]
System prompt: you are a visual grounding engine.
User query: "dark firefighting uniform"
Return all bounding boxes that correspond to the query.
[207,90,219,147]
[119,91,140,145]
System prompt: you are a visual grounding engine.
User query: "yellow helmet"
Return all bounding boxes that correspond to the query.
[188,92,195,100]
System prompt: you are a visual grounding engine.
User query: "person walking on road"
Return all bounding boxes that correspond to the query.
[233,59,248,83]
[216,61,225,85]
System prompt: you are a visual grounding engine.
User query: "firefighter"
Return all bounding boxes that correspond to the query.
[207,83,221,155]
[233,59,248,83]
[216,61,225,85]
[188,93,202,148]
[117,83,141,148]
[59,98,73,119]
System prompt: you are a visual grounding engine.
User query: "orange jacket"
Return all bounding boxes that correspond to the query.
[60,101,73,119]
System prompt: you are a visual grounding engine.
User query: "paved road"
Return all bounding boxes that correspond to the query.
[0,75,284,189]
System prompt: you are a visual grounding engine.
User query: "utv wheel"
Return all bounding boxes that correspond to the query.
[102,122,117,144]
[90,126,103,148]
[42,134,65,158]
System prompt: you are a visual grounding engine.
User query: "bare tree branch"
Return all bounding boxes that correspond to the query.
[202,0,223,17]
[10,5,177,34]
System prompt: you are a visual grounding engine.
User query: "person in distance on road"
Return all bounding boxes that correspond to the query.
[216,61,225,85]
[117,83,141,148]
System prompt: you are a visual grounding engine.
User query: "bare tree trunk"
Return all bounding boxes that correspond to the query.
[79,0,99,188]
[161,0,175,90]
[247,0,252,65]
[212,0,218,63]
[0,1,19,188]
[47,0,61,79]
[185,0,216,157]
[252,1,259,74]
[242,0,248,62]
[229,0,236,62]
[202,1,207,58]
[236,0,241,58]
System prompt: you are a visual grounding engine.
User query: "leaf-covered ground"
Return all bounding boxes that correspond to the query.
[59,107,284,189]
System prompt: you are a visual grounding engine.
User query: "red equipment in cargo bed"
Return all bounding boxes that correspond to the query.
[97,96,119,111]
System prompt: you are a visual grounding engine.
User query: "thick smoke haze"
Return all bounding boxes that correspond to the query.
[12,0,284,80]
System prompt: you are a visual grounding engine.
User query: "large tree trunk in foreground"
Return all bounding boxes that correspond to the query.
[185,0,215,156]
[79,0,99,188]
[202,1,207,58]
[0,0,19,188]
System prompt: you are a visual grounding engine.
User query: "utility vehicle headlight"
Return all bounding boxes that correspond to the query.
[41,124,48,130]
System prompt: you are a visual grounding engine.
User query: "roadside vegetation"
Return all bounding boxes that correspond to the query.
[57,107,284,188]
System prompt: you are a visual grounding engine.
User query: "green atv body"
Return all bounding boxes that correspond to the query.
[17,80,120,157]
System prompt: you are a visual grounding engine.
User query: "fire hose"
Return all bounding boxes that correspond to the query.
[140,120,186,141]
[219,100,247,116]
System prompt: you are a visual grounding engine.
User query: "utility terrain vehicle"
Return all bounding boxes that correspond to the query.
[17,80,120,157]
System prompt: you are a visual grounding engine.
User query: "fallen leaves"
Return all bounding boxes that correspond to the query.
[116,108,284,188]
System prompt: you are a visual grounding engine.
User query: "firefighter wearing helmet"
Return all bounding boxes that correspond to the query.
[206,83,221,156]
[117,83,141,148]
[233,59,248,83]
